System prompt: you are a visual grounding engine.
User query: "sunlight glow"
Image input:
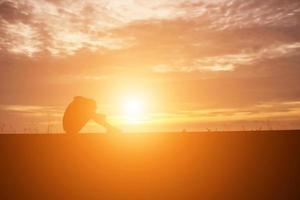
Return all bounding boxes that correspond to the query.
[122,97,145,124]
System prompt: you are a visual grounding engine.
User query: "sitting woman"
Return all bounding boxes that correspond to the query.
[63,96,119,134]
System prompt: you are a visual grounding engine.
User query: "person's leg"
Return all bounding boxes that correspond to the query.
[92,113,120,133]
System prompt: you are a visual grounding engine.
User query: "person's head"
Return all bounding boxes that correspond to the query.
[72,96,97,113]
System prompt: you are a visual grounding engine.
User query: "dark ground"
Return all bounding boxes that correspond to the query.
[0,130,300,199]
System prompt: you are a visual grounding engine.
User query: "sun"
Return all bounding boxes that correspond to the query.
[122,97,145,124]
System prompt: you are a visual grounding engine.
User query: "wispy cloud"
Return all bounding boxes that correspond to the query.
[1,0,299,56]
[2,21,42,56]
[152,42,300,72]
[181,0,300,30]
[0,104,63,117]
[145,101,300,124]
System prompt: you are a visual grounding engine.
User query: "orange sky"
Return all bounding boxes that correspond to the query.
[0,0,300,133]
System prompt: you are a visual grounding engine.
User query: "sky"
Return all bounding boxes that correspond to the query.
[0,0,300,133]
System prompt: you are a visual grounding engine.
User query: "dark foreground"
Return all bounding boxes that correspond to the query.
[1,130,300,199]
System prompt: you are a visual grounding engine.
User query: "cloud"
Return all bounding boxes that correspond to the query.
[0,0,140,56]
[2,21,42,56]
[147,100,300,124]
[0,104,63,117]
[0,0,31,22]
[181,0,300,30]
[152,42,300,72]
[1,0,299,57]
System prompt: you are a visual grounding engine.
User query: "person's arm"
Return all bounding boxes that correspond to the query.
[92,113,121,133]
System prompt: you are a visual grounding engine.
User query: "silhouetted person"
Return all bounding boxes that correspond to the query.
[63,96,118,134]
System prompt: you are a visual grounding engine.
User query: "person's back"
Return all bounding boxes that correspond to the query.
[63,96,97,134]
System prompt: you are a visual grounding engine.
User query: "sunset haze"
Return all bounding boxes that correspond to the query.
[0,0,300,132]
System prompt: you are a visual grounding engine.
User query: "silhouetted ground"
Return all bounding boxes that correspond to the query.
[1,130,300,199]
